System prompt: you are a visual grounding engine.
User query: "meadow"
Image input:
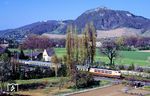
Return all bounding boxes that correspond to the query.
[8,48,150,66]
[54,48,150,67]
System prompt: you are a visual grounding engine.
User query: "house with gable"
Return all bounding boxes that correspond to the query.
[25,51,43,60]
[43,48,55,62]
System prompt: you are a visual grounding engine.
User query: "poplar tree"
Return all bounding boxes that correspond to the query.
[79,37,85,65]
[89,22,96,65]
[74,26,79,64]
[66,25,73,76]
[83,26,90,65]
[83,23,96,66]
[66,25,77,77]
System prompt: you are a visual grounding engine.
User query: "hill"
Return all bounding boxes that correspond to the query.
[0,7,150,40]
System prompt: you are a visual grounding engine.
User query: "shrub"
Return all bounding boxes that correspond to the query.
[128,63,135,71]
[135,67,143,72]
[58,65,67,76]
[75,71,99,88]
[144,69,150,73]
[118,65,125,70]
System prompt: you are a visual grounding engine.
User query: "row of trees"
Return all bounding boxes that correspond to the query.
[21,35,66,50]
[18,34,150,53]
[64,23,97,88]
[65,23,96,71]
[115,36,150,50]
[21,34,52,50]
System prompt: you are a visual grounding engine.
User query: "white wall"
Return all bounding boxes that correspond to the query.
[43,49,51,62]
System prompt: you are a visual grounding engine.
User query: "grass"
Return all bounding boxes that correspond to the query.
[2,77,71,96]
[16,86,73,96]
[15,77,67,85]
[8,48,31,54]
[8,48,150,66]
[16,81,111,96]
[119,51,150,60]
[54,48,66,58]
[54,48,150,66]
[100,80,111,86]
[0,77,68,89]
[144,86,150,91]
[7,77,110,96]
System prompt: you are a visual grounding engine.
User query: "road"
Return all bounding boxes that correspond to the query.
[70,84,150,96]
[70,84,132,96]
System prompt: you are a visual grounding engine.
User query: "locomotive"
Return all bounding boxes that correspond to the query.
[76,65,122,78]
[89,68,121,78]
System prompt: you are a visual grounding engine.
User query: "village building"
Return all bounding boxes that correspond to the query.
[25,51,43,60]
[42,48,55,62]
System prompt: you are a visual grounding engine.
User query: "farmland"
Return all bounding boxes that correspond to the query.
[54,48,150,67]
[8,77,110,96]
[8,48,150,66]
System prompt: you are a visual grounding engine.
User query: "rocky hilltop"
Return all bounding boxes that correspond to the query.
[0,7,150,40]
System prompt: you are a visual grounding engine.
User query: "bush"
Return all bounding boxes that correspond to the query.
[135,67,143,72]
[144,68,150,73]
[75,71,99,88]
[118,65,125,70]
[58,65,67,76]
[128,63,135,71]
[19,83,46,90]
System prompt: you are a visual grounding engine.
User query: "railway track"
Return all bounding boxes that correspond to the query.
[94,76,150,86]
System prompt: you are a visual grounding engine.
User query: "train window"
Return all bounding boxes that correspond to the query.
[108,71,112,74]
[102,70,104,73]
[94,69,97,72]
[107,71,109,74]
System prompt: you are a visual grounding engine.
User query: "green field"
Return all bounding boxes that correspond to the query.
[54,48,150,67]
[8,48,150,66]
[15,77,66,85]
[1,77,66,87]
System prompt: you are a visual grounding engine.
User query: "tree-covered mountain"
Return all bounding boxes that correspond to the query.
[75,7,150,31]
[0,7,150,40]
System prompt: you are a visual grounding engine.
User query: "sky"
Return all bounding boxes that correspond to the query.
[0,0,150,30]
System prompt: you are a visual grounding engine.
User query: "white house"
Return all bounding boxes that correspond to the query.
[43,48,55,62]
[96,41,102,47]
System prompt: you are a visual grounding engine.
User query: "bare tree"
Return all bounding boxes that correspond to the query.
[51,55,59,77]
[22,34,52,50]
[100,41,118,67]
[21,34,52,60]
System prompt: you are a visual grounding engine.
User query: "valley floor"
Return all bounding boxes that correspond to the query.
[70,84,150,96]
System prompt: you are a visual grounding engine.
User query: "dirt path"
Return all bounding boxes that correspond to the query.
[70,84,148,96]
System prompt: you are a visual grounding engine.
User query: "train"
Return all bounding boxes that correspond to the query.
[18,60,122,78]
[89,68,121,78]
[76,65,122,78]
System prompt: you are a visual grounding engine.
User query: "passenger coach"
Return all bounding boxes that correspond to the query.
[89,68,121,78]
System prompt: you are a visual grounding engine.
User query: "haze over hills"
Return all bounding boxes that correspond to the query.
[0,7,150,40]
